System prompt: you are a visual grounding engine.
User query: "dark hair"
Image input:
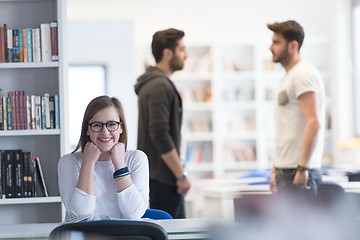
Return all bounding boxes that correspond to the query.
[267,20,305,50]
[72,95,128,153]
[151,28,185,63]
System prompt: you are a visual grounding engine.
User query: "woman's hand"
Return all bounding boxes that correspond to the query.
[83,141,102,165]
[110,142,126,170]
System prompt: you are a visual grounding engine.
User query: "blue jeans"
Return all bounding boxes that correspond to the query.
[275,168,322,201]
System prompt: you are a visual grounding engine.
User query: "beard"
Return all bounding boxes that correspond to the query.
[272,44,290,65]
[169,55,184,72]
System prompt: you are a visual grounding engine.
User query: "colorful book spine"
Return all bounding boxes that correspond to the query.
[12,29,19,62]
[49,96,55,129]
[22,29,27,63]
[50,21,59,62]
[0,25,5,63]
[18,29,23,62]
[2,96,7,130]
[7,97,12,130]
[26,28,32,62]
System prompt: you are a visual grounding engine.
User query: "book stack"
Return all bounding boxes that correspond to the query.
[0,149,48,199]
[0,21,58,63]
[0,90,60,130]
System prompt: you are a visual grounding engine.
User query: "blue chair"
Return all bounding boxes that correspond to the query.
[142,209,173,220]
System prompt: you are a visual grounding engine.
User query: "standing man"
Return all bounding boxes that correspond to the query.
[135,28,191,218]
[267,20,325,199]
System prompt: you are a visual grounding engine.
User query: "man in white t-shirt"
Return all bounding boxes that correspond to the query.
[267,20,325,199]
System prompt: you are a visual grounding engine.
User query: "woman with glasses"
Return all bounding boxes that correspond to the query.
[58,95,149,221]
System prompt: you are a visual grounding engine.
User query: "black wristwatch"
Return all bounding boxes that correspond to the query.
[297,165,309,172]
[176,171,188,181]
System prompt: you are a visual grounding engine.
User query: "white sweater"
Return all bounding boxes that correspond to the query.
[58,150,149,221]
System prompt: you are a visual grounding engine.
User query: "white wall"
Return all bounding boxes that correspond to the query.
[67,0,356,165]
[67,21,137,149]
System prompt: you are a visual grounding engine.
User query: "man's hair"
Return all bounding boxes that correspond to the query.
[151,28,185,63]
[267,20,304,50]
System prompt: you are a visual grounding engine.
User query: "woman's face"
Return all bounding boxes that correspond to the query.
[87,106,122,152]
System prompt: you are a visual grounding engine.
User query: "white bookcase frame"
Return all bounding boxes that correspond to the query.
[0,0,68,224]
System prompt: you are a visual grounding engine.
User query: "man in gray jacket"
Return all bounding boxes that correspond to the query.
[134,28,191,219]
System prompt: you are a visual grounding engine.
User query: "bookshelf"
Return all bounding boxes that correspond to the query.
[144,38,332,179]
[0,0,67,224]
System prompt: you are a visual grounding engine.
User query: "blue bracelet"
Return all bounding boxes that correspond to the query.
[113,167,129,179]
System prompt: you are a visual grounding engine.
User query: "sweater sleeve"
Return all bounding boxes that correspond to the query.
[58,154,96,219]
[116,150,149,219]
[147,81,176,154]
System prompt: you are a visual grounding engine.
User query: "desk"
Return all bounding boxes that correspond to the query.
[201,181,360,220]
[201,185,271,220]
[0,218,228,240]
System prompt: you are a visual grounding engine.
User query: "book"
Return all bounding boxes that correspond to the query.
[30,155,36,197]
[12,29,20,62]
[33,157,48,197]
[0,89,3,130]
[26,28,33,62]
[18,29,23,62]
[6,28,13,63]
[54,95,60,129]
[3,24,8,62]
[13,150,23,198]
[26,96,31,130]
[22,152,31,197]
[44,93,50,128]
[2,96,7,130]
[6,94,12,130]
[4,150,14,198]
[40,23,51,62]
[41,96,46,129]
[30,95,36,129]
[19,91,26,130]
[35,96,41,129]
[50,21,59,62]
[49,95,55,129]
[33,28,41,62]
[0,150,4,199]
[0,25,5,63]
[22,29,27,63]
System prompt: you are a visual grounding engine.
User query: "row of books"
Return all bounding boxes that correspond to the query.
[0,21,58,63]
[184,118,212,133]
[222,87,255,102]
[182,53,212,73]
[0,149,48,199]
[223,143,257,162]
[185,144,213,164]
[226,112,256,132]
[179,84,212,103]
[0,90,60,131]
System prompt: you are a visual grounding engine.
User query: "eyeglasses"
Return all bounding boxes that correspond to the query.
[88,121,122,132]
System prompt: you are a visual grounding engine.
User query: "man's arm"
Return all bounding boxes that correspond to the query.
[293,91,321,188]
[161,149,191,195]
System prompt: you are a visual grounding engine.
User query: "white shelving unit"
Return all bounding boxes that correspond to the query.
[170,39,332,179]
[0,0,67,224]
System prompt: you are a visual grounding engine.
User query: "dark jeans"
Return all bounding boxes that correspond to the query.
[275,168,322,201]
[149,179,185,219]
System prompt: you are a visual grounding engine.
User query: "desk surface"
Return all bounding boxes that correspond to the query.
[0,218,228,240]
